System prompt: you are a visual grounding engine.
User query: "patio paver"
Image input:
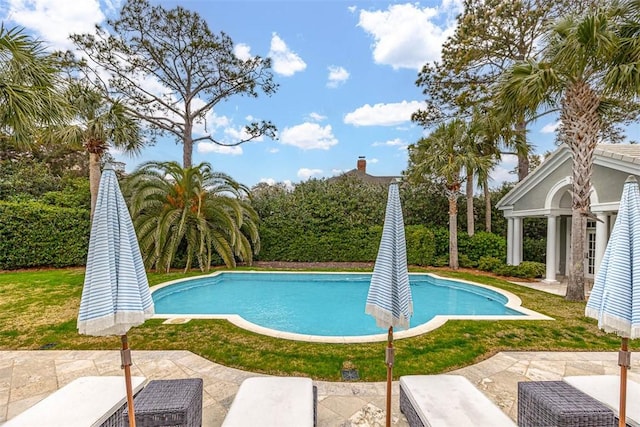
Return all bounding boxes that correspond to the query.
[0,350,638,426]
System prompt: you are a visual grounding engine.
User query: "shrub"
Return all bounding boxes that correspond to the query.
[517,261,546,278]
[494,264,522,278]
[405,225,436,266]
[464,232,506,262]
[523,238,546,264]
[477,256,505,273]
[458,254,476,268]
[432,227,449,257]
[433,254,449,267]
[0,201,90,269]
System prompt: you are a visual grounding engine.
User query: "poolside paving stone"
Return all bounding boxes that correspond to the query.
[0,350,639,425]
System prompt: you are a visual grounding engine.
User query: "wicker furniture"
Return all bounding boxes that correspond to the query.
[222,377,316,427]
[1,376,147,427]
[123,378,203,427]
[399,375,517,427]
[518,381,615,427]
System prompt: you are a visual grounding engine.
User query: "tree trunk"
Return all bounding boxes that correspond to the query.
[89,152,101,220]
[466,171,474,236]
[183,118,193,168]
[563,80,600,302]
[567,210,586,301]
[515,119,529,181]
[449,195,459,269]
[484,177,491,232]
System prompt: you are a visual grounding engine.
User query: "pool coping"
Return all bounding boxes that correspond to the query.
[150,270,554,343]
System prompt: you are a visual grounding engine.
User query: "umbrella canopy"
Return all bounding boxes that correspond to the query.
[586,175,640,337]
[78,164,154,427]
[366,182,413,329]
[585,175,640,427]
[365,181,412,427]
[78,165,154,336]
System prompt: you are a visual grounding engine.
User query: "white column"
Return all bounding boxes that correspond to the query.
[543,215,558,284]
[507,217,514,265]
[594,213,608,276]
[513,217,523,265]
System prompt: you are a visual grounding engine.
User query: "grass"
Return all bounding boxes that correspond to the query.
[0,266,632,381]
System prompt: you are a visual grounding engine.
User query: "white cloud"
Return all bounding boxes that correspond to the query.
[541,121,561,134]
[327,65,349,88]
[5,0,105,51]
[259,178,277,185]
[234,43,252,61]
[280,123,338,150]
[368,158,379,164]
[268,147,280,153]
[489,154,518,186]
[307,112,327,122]
[357,3,459,70]
[347,5,357,13]
[373,138,406,147]
[197,142,243,155]
[331,168,348,175]
[268,33,306,76]
[344,101,424,126]
[259,178,294,190]
[297,168,323,180]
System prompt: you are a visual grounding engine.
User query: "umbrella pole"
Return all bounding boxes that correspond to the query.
[385,326,394,427]
[121,334,137,427]
[619,337,630,427]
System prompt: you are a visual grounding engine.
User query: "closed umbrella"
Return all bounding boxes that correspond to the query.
[78,164,155,427]
[365,181,413,427]
[585,175,640,427]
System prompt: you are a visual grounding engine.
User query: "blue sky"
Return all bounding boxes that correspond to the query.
[3,0,637,189]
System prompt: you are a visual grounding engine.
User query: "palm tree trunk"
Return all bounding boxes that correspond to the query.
[466,171,474,236]
[563,80,600,302]
[449,194,459,269]
[484,177,491,232]
[567,211,586,301]
[515,119,529,181]
[89,152,101,220]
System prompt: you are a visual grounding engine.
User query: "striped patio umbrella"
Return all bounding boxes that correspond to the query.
[586,175,640,427]
[78,164,154,427]
[365,181,413,427]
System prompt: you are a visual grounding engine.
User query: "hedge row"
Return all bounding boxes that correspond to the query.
[0,202,90,269]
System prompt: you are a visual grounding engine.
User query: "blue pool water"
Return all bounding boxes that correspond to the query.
[152,272,523,336]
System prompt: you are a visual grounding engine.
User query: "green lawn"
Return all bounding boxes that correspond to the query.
[0,267,630,381]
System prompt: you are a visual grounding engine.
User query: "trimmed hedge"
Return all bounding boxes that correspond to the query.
[405,225,436,266]
[0,201,90,269]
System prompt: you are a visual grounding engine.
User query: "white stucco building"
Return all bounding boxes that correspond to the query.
[497,144,640,285]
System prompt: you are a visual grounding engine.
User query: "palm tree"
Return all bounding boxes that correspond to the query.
[470,108,511,233]
[0,25,68,152]
[125,161,260,272]
[407,120,491,269]
[496,0,640,301]
[47,82,143,216]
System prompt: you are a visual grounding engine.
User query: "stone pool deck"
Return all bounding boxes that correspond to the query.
[1,349,639,426]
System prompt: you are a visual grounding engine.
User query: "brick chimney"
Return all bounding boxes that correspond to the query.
[357,156,366,173]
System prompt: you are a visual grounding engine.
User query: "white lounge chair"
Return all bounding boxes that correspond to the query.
[222,376,316,427]
[563,375,640,427]
[2,376,146,427]
[399,375,517,427]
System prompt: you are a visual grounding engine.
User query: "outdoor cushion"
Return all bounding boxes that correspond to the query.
[563,375,640,427]
[222,376,315,427]
[399,374,516,427]
[2,375,146,427]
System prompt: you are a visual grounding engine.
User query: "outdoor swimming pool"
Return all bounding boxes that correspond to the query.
[152,272,545,341]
